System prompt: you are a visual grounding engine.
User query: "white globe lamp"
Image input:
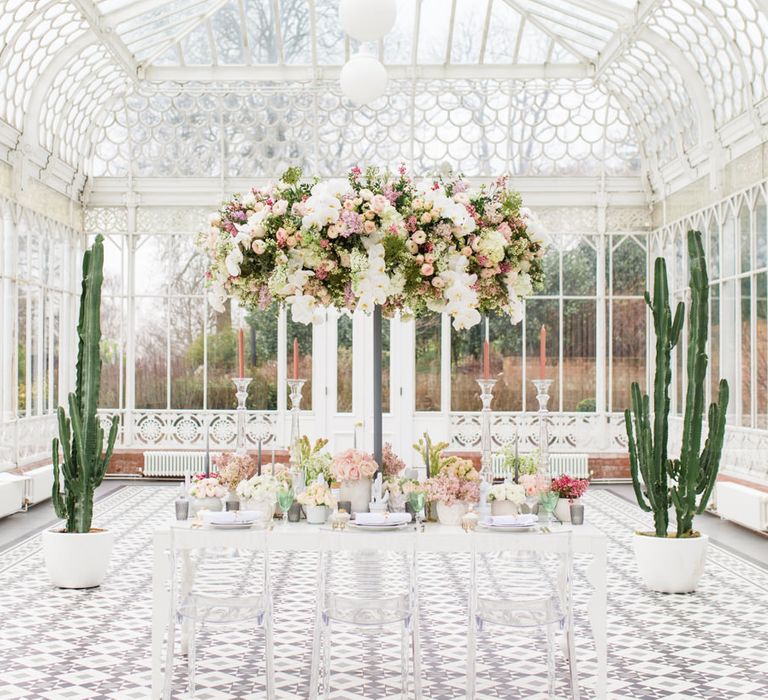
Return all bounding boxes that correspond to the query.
[339,0,397,42]
[340,53,388,105]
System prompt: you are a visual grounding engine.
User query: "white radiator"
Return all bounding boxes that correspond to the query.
[0,473,26,518]
[715,482,768,531]
[491,453,589,478]
[24,464,55,504]
[143,451,222,477]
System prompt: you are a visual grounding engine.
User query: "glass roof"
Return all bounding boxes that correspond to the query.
[0,0,766,192]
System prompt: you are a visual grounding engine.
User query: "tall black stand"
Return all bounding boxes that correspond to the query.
[373,305,383,474]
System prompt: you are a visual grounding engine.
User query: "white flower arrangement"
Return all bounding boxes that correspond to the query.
[188,476,227,500]
[488,482,526,504]
[297,483,336,508]
[236,474,279,502]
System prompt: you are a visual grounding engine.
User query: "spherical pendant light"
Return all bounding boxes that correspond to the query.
[339,0,397,42]
[340,53,388,105]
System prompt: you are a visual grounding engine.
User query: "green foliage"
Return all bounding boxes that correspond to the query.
[624,230,728,538]
[52,235,120,533]
[575,398,596,412]
[413,433,449,478]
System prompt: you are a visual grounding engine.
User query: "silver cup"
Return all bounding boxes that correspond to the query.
[570,503,585,525]
[175,498,189,521]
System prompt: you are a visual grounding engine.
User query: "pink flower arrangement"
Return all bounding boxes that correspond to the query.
[425,457,480,506]
[331,449,378,482]
[213,453,255,490]
[519,473,549,498]
[551,475,589,502]
[382,442,406,478]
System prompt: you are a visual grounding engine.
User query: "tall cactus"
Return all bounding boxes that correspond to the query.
[52,235,120,533]
[625,230,728,538]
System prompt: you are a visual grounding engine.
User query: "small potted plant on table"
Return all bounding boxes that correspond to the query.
[550,475,589,523]
[298,482,336,524]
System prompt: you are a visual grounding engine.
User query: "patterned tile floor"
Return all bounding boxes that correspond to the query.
[0,486,766,699]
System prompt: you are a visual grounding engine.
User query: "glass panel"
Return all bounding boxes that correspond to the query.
[337,314,353,413]
[490,314,523,412]
[450,321,482,411]
[741,276,752,426]
[524,299,559,410]
[17,287,27,416]
[562,237,596,296]
[206,306,237,410]
[245,309,278,410]
[740,205,751,273]
[562,299,596,411]
[611,299,646,411]
[30,292,40,415]
[612,236,646,296]
[536,246,560,296]
[135,296,167,409]
[710,282,720,410]
[756,273,768,429]
[708,217,720,279]
[170,295,204,410]
[415,314,441,411]
[287,314,312,409]
[100,290,123,409]
[757,197,767,270]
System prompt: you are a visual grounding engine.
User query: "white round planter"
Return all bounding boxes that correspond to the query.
[491,500,519,516]
[304,504,328,524]
[633,532,710,593]
[42,528,114,589]
[339,478,371,515]
[436,501,468,526]
[554,498,579,523]
[241,497,276,525]
[190,497,223,517]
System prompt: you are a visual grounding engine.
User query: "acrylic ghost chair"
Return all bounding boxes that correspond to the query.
[466,531,579,700]
[309,531,422,699]
[162,526,275,699]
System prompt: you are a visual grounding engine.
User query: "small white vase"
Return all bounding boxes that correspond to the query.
[305,504,328,524]
[633,532,710,593]
[42,528,114,589]
[241,497,276,524]
[436,501,468,526]
[554,498,578,523]
[491,500,519,516]
[339,478,371,515]
[190,497,223,517]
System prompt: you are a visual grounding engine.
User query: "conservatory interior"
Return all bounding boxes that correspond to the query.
[1,0,768,699]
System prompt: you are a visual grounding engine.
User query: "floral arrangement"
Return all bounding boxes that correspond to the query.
[551,475,589,502]
[499,445,539,478]
[188,474,227,500]
[236,474,279,503]
[331,448,378,482]
[297,482,336,508]
[488,482,526,504]
[413,433,449,478]
[381,442,405,478]
[519,473,549,499]
[198,166,544,330]
[425,456,480,506]
[213,453,255,490]
[260,461,292,485]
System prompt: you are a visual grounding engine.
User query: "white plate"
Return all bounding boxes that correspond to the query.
[478,523,537,532]
[208,521,259,529]
[348,522,412,532]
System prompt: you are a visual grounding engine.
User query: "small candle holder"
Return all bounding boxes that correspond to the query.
[476,378,497,484]
[232,377,252,456]
[532,379,553,481]
[287,378,306,470]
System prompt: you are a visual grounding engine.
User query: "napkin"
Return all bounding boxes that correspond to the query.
[202,510,263,525]
[483,514,538,527]
[353,512,412,526]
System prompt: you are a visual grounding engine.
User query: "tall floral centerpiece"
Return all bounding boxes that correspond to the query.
[331,448,378,515]
[198,166,545,468]
[425,456,480,526]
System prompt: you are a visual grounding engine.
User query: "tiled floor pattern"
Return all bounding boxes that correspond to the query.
[0,486,766,699]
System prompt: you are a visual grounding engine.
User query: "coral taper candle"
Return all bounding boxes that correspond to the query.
[237,328,245,378]
[539,325,546,379]
[483,339,490,380]
[292,337,299,380]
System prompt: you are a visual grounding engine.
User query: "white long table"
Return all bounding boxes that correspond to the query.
[151,521,608,699]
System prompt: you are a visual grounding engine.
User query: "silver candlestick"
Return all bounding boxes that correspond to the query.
[532,379,553,480]
[232,377,252,456]
[287,378,306,469]
[476,378,497,483]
